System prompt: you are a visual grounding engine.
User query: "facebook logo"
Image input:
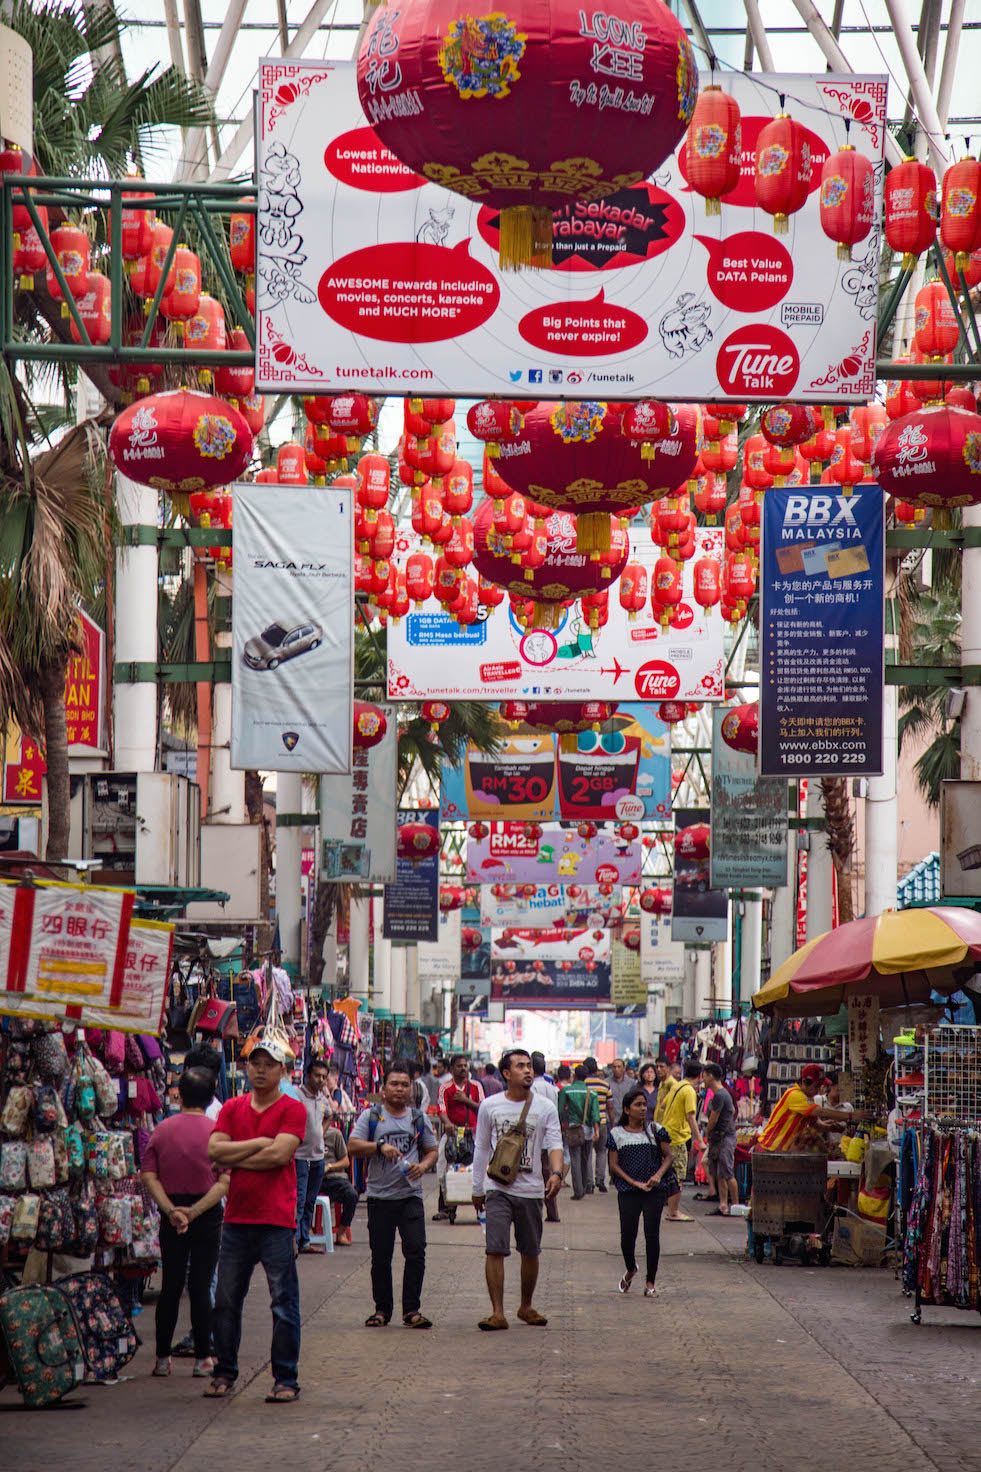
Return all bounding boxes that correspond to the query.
[528,368,543,384]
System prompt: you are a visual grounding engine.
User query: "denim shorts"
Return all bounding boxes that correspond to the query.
[484,1191,544,1258]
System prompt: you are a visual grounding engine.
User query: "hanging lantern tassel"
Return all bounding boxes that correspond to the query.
[558,732,579,754]
[499,205,554,272]
[575,511,613,555]
[531,600,562,630]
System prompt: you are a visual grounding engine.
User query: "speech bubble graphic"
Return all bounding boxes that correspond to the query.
[518,290,648,356]
[324,127,426,193]
[677,116,830,208]
[695,231,794,311]
[318,240,500,343]
[478,183,685,273]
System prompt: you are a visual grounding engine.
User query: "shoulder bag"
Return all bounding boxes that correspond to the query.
[486,1094,533,1187]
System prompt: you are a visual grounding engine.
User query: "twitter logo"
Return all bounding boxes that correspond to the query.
[508,369,522,382]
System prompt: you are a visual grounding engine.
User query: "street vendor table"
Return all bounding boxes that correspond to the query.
[750,1151,832,1264]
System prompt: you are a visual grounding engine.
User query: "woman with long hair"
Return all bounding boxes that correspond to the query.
[637,1061,658,1122]
[607,1086,677,1297]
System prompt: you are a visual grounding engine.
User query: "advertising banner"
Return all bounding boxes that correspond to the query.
[3,727,46,805]
[491,927,611,963]
[467,822,641,886]
[458,924,491,1016]
[940,781,981,898]
[479,883,622,929]
[490,938,612,1009]
[255,61,885,403]
[83,920,174,1035]
[389,527,724,703]
[672,806,728,944]
[441,702,670,822]
[320,707,397,881]
[641,914,686,994]
[5,882,134,1015]
[760,487,884,777]
[611,938,646,1007]
[3,613,105,803]
[418,908,461,984]
[383,808,440,942]
[710,708,789,889]
[231,483,354,773]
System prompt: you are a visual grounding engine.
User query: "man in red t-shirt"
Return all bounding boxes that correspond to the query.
[434,1055,484,1221]
[206,1038,307,1404]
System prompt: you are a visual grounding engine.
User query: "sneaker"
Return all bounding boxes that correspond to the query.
[193,1358,214,1378]
[152,1357,171,1377]
[597,1184,608,1193]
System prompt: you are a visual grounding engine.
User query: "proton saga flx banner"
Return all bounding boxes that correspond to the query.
[254,60,885,402]
[441,701,670,821]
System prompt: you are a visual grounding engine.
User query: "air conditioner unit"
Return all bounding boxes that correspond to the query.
[42,772,200,887]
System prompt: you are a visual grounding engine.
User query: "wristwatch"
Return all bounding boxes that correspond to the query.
[375,1138,384,1155]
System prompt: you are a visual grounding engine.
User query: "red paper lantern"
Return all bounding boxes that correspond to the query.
[45,223,90,306]
[353,701,388,749]
[493,400,699,553]
[621,400,676,459]
[68,271,112,346]
[358,0,698,269]
[675,822,710,861]
[618,561,648,620]
[109,389,253,493]
[694,473,728,524]
[849,403,888,464]
[500,702,617,744]
[685,84,741,215]
[657,700,687,725]
[692,554,721,611]
[884,156,937,269]
[145,221,176,297]
[397,822,440,862]
[160,245,201,323]
[827,426,868,496]
[940,155,981,272]
[913,279,959,359]
[760,402,811,449]
[473,500,627,626]
[277,442,308,485]
[947,386,978,412]
[874,405,981,509]
[469,822,489,840]
[121,185,154,260]
[467,399,521,455]
[405,550,435,606]
[754,112,812,234]
[215,326,255,401]
[421,699,452,735]
[944,246,981,290]
[327,394,378,437]
[719,702,758,756]
[742,433,773,496]
[357,453,391,522]
[229,210,256,274]
[819,145,875,260]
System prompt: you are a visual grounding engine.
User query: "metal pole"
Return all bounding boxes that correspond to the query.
[865,595,898,916]
[275,772,304,976]
[804,783,834,940]
[936,0,966,132]
[181,0,252,182]
[789,0,905,164]
[113,475,159,772]
[962,505,981,782]
[349,897,371,1004]
[741,0,774,70]
[209,566,245,824]
[161,0,186,73]
[882,0,951,174]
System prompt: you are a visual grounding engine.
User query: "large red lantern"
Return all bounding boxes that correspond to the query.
[685,84,741,215]
[760,402,811,449]
[45,223,90,308]
[421,699,452,735]
[493,400,699,553]
[675,822,710,861]
[940,155,981,272]
[819,145,875,260]
[754,112,812,233]
[397,822,440,862]
[473,500,627,626]
[353,701,388,749]
[68,271,112,346]
[467,399,521,455]
[719,702,758,756]
[109,390,253,493]
[884,157,937,269]
[327,394,378,437]
[358,0,698,270]
[874,405,981,509]
[913,279,959,359]
[849,403,888,464]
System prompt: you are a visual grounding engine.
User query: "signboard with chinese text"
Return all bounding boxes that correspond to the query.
[760,487,884,777]
[320,707,397,881]
[2,728,45,805]
[1,881,134,1020]
[710,708,789,889]
[255,61,885,403]
[82,919,174,1034]
[65,611,105,750]
[848,994,880,1069]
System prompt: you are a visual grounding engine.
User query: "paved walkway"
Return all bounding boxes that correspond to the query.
[5,1186,979,1471]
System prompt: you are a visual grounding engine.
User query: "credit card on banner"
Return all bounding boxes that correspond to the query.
[800,545,829,577]
[826,545,870,578]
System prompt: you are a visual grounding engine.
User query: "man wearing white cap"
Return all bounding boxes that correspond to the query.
[206,1034,307,1404]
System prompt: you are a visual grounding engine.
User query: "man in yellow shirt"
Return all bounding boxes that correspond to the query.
[660,1062,706,1222]
[757,1063,867,1151]
[652,1058,678,1127]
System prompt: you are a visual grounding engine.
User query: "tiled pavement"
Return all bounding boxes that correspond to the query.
[5,1185,978,1471]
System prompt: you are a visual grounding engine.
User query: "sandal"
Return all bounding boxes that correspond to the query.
[517,1307,548,1326]
[707,1208,731,1217]
[693,1193,719,1202]
[203,1377,236,1398]
[644,1285,658,1298]
[152,1357,171,1377]
[265,1384,301,1403]
[364,1312,390,1327]
[403,1312,432,1329]
[478,1315,509,1331]
[618,1272,635,1294]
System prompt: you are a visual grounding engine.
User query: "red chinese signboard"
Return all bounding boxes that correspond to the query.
[2,611,104,804]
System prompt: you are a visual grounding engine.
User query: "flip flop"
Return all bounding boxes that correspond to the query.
[203,1378,235,1398]
[707,1208,731,1217]
[478,1315,509,1331]
[618,1273,635,1294]
[693,1193,719,1202]
[364,1313,389,1327]
[403,1312,433,1329]
[644,1286,658,1298]
[265,1385,301,1403]
[666,1212,695,1222]
[517,1307,548,1326]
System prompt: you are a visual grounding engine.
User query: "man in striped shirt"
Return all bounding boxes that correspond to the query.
[583,1058,612,1193]
[757,1063,867,1151]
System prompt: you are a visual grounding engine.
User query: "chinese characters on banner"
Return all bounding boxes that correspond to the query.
[3,729,46,804]
[383,808,440,942]
[320,707,397,881]
[83,919,174,1034]
[848,994,880,1069]
[760,488,884,777]
[710,708,789,889]
[2,613,105,804]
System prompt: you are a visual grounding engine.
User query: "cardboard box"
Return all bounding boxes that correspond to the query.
[831,1215,888,1267]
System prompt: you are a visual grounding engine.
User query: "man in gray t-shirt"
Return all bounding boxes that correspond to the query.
[348,1065,438,1326]
[700,1063,738,1216]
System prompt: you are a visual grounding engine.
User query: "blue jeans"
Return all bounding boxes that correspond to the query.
[212,1224,301,1390]
[295,1158,326,1248]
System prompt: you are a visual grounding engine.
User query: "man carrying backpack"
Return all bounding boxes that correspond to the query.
[347,1064,439,1328]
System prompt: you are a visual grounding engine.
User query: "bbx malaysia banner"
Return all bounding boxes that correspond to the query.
[441,702,670,822]
[390,528,724,703]
[760,487,884,776]
[384,808,440,942]
[467,822,641,885]
[232,484,354,773]
[320,706,397,882]
[254,60,884,402]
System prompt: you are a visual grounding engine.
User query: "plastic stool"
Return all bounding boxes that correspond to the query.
[308,1197,335,1252]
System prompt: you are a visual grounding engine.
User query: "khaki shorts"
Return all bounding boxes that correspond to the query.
[670,1143,689,1183]
[484,1191,544,1258]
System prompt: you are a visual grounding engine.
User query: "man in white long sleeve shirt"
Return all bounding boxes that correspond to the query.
[471,1048,563,1331]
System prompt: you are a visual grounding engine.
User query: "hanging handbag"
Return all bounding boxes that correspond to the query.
[486,1094,534,1187]
[194,996,239,1040]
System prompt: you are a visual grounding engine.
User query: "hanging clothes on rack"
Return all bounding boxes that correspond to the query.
[903,1124,980,1320]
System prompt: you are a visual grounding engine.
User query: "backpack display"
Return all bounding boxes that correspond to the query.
[0,1285,84,1408]
[54,1272,138,1383]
